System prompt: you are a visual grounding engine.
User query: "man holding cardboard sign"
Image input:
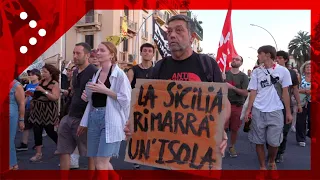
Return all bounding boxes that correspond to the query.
[124,14,231,171]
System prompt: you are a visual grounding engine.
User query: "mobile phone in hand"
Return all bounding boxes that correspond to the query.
[25,90,34,96]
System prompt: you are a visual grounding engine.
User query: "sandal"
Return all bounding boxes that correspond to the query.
[30,153,42,162]
[10,165,19,170]
[268,163,277,170]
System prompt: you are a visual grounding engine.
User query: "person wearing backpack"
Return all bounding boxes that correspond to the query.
[244,45,293,170]
[124,14,230,170]
[274,51,302,163]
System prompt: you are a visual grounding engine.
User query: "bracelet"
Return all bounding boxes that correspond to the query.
[19,118,24,122]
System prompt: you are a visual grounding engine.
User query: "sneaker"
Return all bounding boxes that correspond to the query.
[298,142,306,147]
[16,143,28,151]
[42,130,47,137]
[30,153,42,162]
[228,146,238,158]
[70,154,80,169]
[275,154,283,163]
[291,126,296,132]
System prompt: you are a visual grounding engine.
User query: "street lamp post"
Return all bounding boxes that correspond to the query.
[133,11,156,63]
[250,24,278,50]
[249,46,257,51]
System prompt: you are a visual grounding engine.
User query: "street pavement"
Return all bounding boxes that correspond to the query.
[15,123,310,170]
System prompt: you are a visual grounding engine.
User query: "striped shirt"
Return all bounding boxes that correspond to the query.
[80,64,132,143]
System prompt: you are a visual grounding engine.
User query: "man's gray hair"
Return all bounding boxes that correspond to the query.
[167,14,196,35]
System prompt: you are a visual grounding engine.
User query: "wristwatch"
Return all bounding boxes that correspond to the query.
[44,91,49,95]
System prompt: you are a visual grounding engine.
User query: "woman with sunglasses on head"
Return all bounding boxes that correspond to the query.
[88,49,101,68]
[28,64,60,162]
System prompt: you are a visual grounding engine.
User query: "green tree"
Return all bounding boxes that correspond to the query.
[288,31,311,69]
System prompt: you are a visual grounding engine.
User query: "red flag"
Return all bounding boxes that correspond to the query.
[216,4,238,73]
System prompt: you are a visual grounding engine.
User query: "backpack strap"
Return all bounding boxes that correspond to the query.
[198,54,214,82]
[150,58,167,79]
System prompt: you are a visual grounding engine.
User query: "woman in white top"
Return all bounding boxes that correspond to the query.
[79,41,131,170]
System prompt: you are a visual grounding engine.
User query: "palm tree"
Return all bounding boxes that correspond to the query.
[288,31,311,69]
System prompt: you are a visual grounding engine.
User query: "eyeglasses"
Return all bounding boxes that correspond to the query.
[232,58,241,61]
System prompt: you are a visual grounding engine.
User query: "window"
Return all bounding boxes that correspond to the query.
[123,39,128,52]
[85,35,94,49]
[85,10,94,23]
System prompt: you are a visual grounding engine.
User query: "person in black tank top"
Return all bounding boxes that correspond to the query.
[127,43,155,89]
[126,43,155,169]
[28,64,61,162]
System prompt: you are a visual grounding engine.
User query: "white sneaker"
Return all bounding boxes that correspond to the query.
[298,142,306,147]
[42,130,47,137]
[291,126,296,132]
[70,154,80,169]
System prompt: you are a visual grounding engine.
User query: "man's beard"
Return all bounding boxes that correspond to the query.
[231,63,240,68]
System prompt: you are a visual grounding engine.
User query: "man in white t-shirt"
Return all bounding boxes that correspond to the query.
[244,45,293,170]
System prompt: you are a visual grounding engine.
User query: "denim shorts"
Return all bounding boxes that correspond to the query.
[87,107,121,157]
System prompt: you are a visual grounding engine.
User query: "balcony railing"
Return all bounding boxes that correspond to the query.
[127,19,138,32]
[76,12,102,26]
[155,10,167,24]
[193,18,203,41]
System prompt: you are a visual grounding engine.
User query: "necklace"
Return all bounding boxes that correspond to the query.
[140,63,151,69]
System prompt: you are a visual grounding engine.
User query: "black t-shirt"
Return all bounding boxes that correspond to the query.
[68,64,98,118]
[130,65,153,88]
[288,69,299,106]
[61,74,70,90]
[154,52,222,82]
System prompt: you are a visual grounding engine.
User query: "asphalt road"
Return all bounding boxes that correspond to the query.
[15,123,310,170]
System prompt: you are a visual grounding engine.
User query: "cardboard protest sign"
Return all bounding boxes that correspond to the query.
[125,79,227,170]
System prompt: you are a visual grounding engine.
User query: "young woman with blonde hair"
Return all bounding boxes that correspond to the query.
[78,42,131,171]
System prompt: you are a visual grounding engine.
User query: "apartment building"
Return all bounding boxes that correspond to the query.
[180,10,204,55]
[63,9,203,68]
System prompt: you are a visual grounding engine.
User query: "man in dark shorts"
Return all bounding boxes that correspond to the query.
[57,42,98,170]
[274,50,302,163]
[223,55,249,157]
[124,14,230,170]
[127,43,154,89]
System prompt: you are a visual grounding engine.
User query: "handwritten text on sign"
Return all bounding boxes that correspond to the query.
[125,80,227,170]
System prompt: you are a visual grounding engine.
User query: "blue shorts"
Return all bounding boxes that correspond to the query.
[87,107,121,157]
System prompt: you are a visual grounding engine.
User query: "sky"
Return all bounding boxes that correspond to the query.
[191,10,311,73]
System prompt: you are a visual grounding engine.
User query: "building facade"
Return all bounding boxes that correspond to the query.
[63,9,203,68]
